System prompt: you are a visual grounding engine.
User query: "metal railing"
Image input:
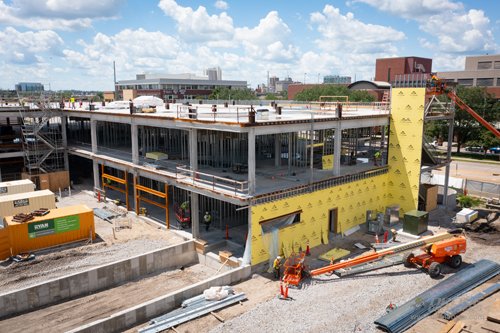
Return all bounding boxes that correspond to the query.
[175,165,249,195]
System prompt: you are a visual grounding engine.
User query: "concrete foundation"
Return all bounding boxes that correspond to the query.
[68,265,252,333]
[0,240,197,319]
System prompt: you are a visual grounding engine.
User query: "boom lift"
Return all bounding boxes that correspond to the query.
[307,231,464,279]
[427,76,500,138]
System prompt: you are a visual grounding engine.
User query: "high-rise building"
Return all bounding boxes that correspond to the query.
[205,67,222,81]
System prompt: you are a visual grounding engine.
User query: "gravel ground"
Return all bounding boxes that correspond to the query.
[0,189,186,291]
[210,208,500,333]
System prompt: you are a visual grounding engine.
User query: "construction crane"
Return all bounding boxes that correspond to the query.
[427,75,500,138]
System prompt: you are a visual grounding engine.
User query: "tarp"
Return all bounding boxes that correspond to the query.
[133,96,164,107]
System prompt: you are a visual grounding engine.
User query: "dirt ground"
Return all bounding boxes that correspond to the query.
[0,189,186,291]
[0,264,215,333]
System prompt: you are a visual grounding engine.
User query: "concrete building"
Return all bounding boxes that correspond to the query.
[375,57,432,82]
[0,81,451,269]
[205,67,222,81]
[115,72,247,101]
[15,82,44,92]
[324,75,352,84]
[437,54,500,97]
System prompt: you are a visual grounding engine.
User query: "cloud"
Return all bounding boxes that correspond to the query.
[0,0,124,30]
[356,0,497,54]
[355,0,462,19]
[310,5,405,53]
[63,28,181,77]
[158,0,234,42]
[214,0,228,10]
[0,27,63,64]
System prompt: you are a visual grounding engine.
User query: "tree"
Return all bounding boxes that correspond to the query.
[293,85,374,102]
[208,87,255,100]
[451,86,500,153]
[265,93,278,100]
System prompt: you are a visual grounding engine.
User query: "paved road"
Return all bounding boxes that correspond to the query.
[433,159,500,183]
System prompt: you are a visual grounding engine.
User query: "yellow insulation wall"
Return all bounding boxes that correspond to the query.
[250,174,387,265]
[386,88,426,215]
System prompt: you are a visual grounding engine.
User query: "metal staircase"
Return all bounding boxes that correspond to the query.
[18,92,65,174]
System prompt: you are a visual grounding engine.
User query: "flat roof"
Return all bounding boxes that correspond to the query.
[5,204,91,226]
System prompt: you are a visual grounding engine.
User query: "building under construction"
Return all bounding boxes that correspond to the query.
[0,78,454,267]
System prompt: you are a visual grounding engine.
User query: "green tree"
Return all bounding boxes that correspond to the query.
[451,86,500,153]
[265,93,278,100]
[456,194,481,208]
[294,85,375,102]
[208,87,255,100]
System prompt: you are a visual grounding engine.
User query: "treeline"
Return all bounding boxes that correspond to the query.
[294,85,375,102]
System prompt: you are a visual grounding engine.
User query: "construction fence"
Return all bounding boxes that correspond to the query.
[464,179,500,199]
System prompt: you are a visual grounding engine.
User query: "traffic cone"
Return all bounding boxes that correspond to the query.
[280,282,284,297]
[284,284,289,299]
[383,231,388,243]
[305,243,311,256]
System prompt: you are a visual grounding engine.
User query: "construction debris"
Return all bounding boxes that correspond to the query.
[374,259,500,333]
[139,290,246,333]
[488,299,500,324]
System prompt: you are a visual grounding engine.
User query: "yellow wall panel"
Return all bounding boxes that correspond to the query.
[250,174,387,265]
[386,88,425,215]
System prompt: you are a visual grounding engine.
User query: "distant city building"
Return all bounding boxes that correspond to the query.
[205,67,222,81]
[323,75,351,84]
[15,82,44,92]
[275,77,294,93]
[115,71,247,100]
[268,76,279,93]
[375,56,432,82]
[437,54,500,97]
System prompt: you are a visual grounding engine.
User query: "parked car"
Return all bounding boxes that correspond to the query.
[465,146,484,152]
[489,147,500,154]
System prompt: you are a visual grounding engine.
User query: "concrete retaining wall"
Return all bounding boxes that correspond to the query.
[69,265,252,333]
[0,240,197,319]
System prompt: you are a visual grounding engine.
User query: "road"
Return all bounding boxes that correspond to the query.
[432,159,500,183]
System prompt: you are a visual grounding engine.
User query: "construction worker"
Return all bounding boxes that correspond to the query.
[273,256,282,279]
[203,211,212,231]
[374,151,381,166]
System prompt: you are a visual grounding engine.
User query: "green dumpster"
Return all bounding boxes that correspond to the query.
[403,210,428,235]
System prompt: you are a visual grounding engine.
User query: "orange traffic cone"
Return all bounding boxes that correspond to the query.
[280,282,284,297]
[284,284,289,299]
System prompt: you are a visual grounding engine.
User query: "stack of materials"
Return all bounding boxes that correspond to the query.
[374,259,500,333]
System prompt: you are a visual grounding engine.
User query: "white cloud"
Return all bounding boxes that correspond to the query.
[0,0,123,30]
[355,0,462,19]
[63,28,181,76]
[158,0,234,42]
[214,0,228,10]
[0,27,63,64]
[356,0,497,54]
[310,5,405,53]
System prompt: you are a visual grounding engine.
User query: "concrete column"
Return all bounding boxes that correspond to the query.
[287,133,292,175]
[334,124,342,176]
[61,116,69,170]
[131,123,139,165]
[248,129,256,195]
[274,134,281,167]
[93,160,100,190]
[191,192,200,238]
[90,119,98,154]
[189,129,198,170]
[242,206,252,265]
[443,117,455,208]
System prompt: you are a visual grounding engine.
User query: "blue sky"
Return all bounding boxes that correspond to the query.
[0,0,498,91]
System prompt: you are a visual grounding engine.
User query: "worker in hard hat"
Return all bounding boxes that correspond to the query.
[374,151,381,166]
[203,211,212,231]
[273,256,282,280]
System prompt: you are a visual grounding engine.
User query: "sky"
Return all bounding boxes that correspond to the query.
[0,0,499,91]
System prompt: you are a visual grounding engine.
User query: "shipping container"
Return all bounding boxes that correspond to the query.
[0,179,35,197]
[0,190,56,227]
[4,205,95,257]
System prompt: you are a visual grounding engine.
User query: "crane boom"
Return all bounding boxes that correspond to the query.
[447,91,500,138]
